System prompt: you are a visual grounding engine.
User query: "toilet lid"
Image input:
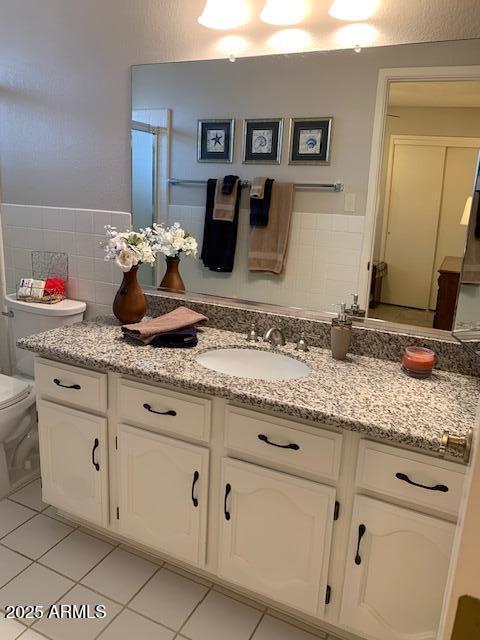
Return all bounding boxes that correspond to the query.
[0,374,31,410]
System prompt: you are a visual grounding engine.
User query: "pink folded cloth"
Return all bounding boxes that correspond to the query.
[122,306,208,344]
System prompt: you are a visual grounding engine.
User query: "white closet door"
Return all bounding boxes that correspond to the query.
[429,145,480,309]
[382,143,446,308]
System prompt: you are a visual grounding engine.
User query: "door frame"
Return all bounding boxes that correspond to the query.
[359,65,480,312]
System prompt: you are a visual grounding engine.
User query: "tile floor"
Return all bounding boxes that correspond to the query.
[0,479,343,640]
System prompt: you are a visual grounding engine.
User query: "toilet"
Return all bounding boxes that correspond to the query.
[0,294,86,498]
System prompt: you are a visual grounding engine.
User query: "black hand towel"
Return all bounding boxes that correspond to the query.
[150,327,198,348]
[250,178,274,227]
[221,175,239,195]
[200,178,241,272]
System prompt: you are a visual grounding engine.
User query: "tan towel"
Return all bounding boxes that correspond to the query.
[250,177,267,199]
[212,177,239,222]
[122,306,208,344]
[248,182,294,274]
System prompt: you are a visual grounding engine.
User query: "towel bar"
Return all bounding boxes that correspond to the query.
[168,178,344,192]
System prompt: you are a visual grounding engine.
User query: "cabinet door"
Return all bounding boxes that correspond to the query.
[118,424,209,567]
[38,400,108,526]
[340,495,455,640]
[218,458,336,616]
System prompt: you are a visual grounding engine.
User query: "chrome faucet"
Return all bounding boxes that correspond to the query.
[263,326,286,347]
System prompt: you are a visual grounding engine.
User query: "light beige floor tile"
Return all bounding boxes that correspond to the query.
[81,548,157,604]
[98,609,175,640]
[252,616,323,640]
[33,584,121,640]
[9,480,47,512]
[129,568,208,630]
[0,500,36,538]
[182,590,262,640]
[0,564,73,624]
[2,515,73,559]
[40,530,114,580]
[0,547,31,590]
[0,616,26,639]
[15,630,44,639]
[43,506,77,527]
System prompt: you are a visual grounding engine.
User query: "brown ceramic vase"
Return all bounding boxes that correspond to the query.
[159,256,185,292]
[113,265,147,324]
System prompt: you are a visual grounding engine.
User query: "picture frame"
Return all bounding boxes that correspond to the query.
[242,118,283,164]
[288,117,333,165]
[197,119,234,163]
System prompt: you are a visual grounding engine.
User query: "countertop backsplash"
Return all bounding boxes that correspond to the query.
[145,290,480,377]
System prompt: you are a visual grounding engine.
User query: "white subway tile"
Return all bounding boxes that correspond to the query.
[95,281,115,305]
[93,212,113,235]
[93,259,113,283]
[76,278,95,303]
[75,233,94,257]
[76,256,94,279]
[74,210,93,234]
[111,212,131,230]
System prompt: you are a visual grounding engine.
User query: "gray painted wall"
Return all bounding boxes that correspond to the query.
[1,0,480,211]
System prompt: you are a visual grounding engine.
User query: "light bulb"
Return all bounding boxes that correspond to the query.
[260,0,309,26]
[329,0,380,21]
[198,0,251,30]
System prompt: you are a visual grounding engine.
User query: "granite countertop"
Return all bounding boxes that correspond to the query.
[18,317,479,458]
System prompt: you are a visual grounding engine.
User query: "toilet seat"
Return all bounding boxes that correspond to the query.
[0,374,32,411]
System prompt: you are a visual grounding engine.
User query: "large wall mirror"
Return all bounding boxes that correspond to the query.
[131,42,480,337]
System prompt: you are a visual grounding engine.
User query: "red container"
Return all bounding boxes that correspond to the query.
[402,347,436,379]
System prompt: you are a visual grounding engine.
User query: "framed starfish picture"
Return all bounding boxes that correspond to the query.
[197,119,234,163]
[242,118,283,164]
[288,117,333,165]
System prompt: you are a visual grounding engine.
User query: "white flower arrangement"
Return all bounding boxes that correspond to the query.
[103,226,157,272]
[152,222,198,259]
[103,223,197,272]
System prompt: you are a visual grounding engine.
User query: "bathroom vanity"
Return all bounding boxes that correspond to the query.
[18,318,478,640]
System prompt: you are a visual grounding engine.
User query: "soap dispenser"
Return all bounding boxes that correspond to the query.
[331,303,352,361]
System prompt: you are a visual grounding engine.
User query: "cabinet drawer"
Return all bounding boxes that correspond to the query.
[35,358,107,413]
[356,440,465,516]
[118,379,211,443]
[225,406,342,480]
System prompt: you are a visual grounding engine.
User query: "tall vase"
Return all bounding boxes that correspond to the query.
[113,265,147,324]
[159,256,185,292]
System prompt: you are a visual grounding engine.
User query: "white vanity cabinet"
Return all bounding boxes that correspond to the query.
[218,458,336,617]
[340,496,456,640]
[33,357,466,640]
[37,400,108,526]
[117,423,209,566]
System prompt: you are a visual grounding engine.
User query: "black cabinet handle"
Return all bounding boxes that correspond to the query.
[395,472,449,493]
[355,524,366,565]
[257,434,300,450]
[54,378,81,390]
[224,483,231,521]
[91,438,100,471]
[191,471,199,507]
[143,403,176,417]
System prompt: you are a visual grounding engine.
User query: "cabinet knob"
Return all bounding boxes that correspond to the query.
[438,427,473,463]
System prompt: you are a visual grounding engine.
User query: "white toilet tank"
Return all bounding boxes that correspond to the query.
[5,295,87,377]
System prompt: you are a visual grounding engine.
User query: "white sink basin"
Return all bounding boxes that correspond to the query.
[195,348,311,381]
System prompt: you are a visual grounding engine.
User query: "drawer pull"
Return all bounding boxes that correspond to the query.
[191,471,199,507]
[395,472,449,493]
[257,434,300,450]
[53,378,81,390]
[355,524,366,565]
[143,403,177,417]
[224,483,231,521]
[91,438,100,471]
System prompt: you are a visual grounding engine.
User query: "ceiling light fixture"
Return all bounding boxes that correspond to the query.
[329,0,380,21]
[335,23,378,50]
[198,0,251,30]
[260,0,309,26]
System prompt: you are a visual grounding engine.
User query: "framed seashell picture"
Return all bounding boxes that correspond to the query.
[288,117,333,165]
[242,118,283,164]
